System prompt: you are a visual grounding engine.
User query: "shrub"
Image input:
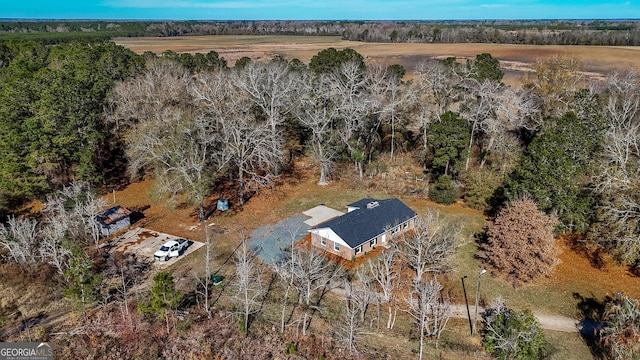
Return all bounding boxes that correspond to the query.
[285,342,297,354]
[482,298,548,360]
[599,292,640,360]
[462,169,502,211]
[429,175,457,205]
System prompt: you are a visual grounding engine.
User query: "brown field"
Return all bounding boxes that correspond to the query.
[115,35,640,86]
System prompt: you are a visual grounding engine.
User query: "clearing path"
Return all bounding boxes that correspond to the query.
[448,303,593,334]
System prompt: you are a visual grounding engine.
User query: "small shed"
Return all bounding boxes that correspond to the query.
[96,206,132,237]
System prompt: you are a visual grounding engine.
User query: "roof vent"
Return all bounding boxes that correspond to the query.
[366,201,379,209]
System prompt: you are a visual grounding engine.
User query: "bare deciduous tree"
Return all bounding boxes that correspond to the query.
[330,61,373,180]
[400,211,460,281]
[192,70,280,206]
[481,87,537,173]
[412,60,463,158]
[195,225,215,318]
[219,109,278,205]
[271,255,295,333]
[269,223,308,333]
[1,182,105,275]
[349,267,376,323]
[55,182,106,246]
[368,245,401,329]
[233,61,299,174]
[460,78,503,170]
[368,62,412,162]
[287,247,343,335]
[337,291,365,354]
[39,216,71,275]
[297,73,339,185]
[403,278,451,360]
[109,59,223,220]
[108,58,192,133]
[41,182,106,256]
[0,216,40,265]
[231,239,264,333]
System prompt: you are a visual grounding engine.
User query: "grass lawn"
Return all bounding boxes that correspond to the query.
[448,232,640,320]
[546,330,594,360]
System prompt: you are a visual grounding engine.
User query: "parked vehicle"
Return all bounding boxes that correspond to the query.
[154,238,189,261]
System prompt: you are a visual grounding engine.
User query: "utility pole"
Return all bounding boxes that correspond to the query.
[461,276,472,335]
[473,268,487,335]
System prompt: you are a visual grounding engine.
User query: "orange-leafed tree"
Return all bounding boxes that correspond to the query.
[479,197,558,287]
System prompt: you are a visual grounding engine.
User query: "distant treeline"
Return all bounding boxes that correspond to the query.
[1,19,640,45]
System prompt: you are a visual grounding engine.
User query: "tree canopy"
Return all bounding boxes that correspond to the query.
[0,41,144,202]
[467,53,503,83]
[503,110,606,231]
[309,47,366,74]
[427,111,471,177]
[480,197,558,287]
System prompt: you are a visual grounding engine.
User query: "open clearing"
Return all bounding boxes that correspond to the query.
[107,165,640,318]
[109,227,203,270]
[102,161,640,359]
[116,35,640,86]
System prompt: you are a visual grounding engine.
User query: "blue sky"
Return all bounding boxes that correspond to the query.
[3,1,638,20]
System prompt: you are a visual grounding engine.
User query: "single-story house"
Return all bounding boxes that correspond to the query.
[96,205,133,237]
[309,198,418,260]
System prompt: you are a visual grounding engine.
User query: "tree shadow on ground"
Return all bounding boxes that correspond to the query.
[474,230,489,247]
[564,233,607,270]
[629,263,640,277]
[573,292,611,360]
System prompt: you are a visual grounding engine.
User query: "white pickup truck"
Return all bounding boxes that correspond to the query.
[154,238,189,261]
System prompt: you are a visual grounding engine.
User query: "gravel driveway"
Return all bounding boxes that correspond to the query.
[248,213,310,264]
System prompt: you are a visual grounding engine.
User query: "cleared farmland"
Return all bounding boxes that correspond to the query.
[115,35,640,85]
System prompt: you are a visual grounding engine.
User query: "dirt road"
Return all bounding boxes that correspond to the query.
[449,304,587,333]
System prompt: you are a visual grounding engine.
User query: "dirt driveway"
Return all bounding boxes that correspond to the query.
[110,227,204,270]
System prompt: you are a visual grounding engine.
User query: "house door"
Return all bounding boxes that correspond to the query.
[381,234,386,243]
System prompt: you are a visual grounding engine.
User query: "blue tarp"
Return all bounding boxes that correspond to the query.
[217,199,229,212]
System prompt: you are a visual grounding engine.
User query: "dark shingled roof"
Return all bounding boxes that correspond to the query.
[315,198,417,248]
[346,198,375,209]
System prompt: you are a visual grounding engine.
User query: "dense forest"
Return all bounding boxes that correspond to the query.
[1,19,640,45]
[1,38,640,359]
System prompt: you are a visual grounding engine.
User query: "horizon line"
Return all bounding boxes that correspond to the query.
[1,18,640,22]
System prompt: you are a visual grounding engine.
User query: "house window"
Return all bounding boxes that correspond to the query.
[320,238,327,246]
[370,239,376,247]
[334,243,340,252]
[404,222,409,229]
[355,246,362,255]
